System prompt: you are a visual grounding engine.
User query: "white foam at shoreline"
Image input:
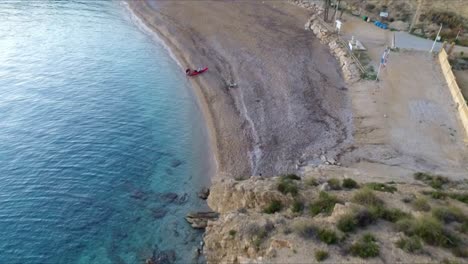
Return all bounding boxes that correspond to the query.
[120,1,184,70]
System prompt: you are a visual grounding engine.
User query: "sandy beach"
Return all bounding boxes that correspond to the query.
[128,0,351,179]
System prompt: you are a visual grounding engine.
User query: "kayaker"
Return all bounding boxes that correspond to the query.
[185,68,191,75]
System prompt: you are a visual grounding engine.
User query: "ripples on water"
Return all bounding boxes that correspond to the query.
[0,1,212,263]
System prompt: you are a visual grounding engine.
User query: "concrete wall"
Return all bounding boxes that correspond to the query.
[438,49,468,142]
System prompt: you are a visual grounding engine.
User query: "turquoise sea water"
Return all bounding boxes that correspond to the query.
[0,1,213,263]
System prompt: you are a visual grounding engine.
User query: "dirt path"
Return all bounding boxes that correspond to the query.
[341,51,468,180]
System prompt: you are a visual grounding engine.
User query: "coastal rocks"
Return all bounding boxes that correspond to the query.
[185,211,219,229]
[304,16,361,83]
[197,187,210,200]
[207,177,294,214]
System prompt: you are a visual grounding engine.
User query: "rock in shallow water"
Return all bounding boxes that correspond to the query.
[197,187,210,200]
[185,211,219,229]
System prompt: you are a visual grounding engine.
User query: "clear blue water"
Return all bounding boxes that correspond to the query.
[0,1,213,263]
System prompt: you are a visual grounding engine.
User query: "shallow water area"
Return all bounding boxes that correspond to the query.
[0,1,212,263]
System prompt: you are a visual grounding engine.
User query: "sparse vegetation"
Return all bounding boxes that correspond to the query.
[411,197,431,211]
[365,182,397,193]
[263,199,282,214]
[317,228,338,245]
[291,199,304,213]
[282,174,301,181]
[396,216,460,248]
[245,223,269,250]
[314,250,329,261]
[396,236,423,253]
[423,190,448,200]
[422,190,468,204]
[337,213,358,233]
[306,177,319,186]
[432,206,465,223]
[349,233,380,258]
[327,178,341,190]
[310,192,340,216]
[229,230,237,237]
[352,188,383,207]
[293,221,316,239]
[277,177,299,196]
[342,178,358,189]
[448,192,468,204]
[380,208,411,223]
[414,172,450,189]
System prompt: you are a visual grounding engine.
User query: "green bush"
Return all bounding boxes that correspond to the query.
[317,228,338,244]
[381,208,411,223]
[282,174,301,181]
[365,182,397,193]
[349,233,380,258]
[291,200,304,213]
[310,192,340,216]
[414,172,450,189]
[396,216,459,248]
[448,192,468,204]
[342,178,359,189]
[327,178,341,190]
[396,236,423,253]
[263,200,282,214]
[293,221,316,239]
[352,188,384,207]
[314,250,329,262]
[306,177,319,186]
[277,178,299,196]
[432,206,465,223]
[337,213,358,233]
[411,197,431,211]
[423,190,448,199]
[229,230,237,237]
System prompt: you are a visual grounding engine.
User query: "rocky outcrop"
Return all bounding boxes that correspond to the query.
[207,177,294,214]
[185,211,219,229]
[203,171,468,264]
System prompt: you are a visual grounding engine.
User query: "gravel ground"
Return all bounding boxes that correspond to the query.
[129,0,352,179]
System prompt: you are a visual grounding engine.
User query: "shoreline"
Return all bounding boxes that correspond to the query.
[123,1,221,181]
[127,0,353,180]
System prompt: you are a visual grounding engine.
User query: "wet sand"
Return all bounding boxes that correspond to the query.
[128,0,351,179]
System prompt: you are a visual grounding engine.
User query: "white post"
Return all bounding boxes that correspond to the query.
[376,62,383,81]
[376,48,389,81]
[334,0,339,22]
[430,24,443,53]
[455,29,461,42]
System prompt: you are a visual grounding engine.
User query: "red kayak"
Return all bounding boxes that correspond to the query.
[186,67,208,77]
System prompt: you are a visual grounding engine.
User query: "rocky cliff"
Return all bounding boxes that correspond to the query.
[203,167,468,263]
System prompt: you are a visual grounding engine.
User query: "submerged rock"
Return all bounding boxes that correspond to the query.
[146,246,177,264]
[197,187,210,200]
[170,159,183,168]
[151,208,168,219]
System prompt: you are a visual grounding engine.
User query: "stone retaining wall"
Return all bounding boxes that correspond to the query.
[438,49,468,142]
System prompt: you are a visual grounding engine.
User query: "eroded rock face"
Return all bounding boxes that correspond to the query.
[207,177,293,214]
